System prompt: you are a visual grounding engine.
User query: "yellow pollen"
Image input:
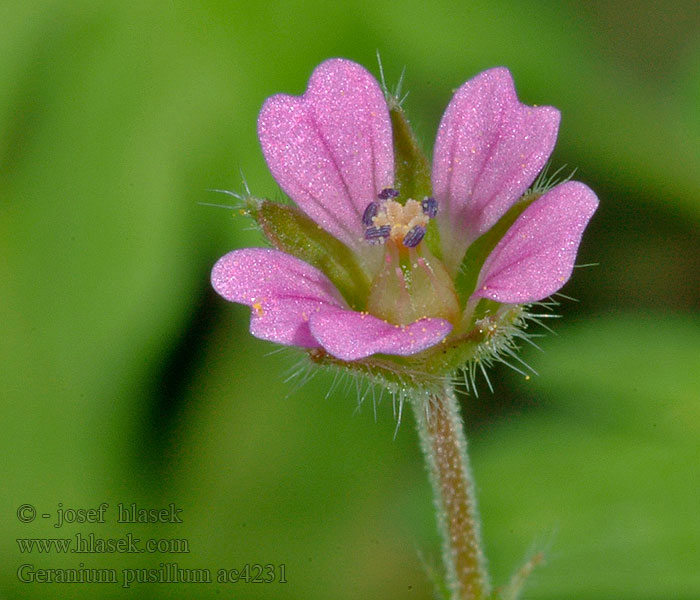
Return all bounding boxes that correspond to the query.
[372,198,429,244]
[252,301,264,316]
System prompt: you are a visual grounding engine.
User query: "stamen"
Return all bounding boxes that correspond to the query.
[378,187,399,200]
[362,201,379,227]
[363,195,434,248]
[364,225,391,243]
[421,197,438,218]
[402,225,426,248]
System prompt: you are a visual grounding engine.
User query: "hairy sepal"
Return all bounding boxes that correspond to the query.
[389,105,442,259]
[252,198,371,310]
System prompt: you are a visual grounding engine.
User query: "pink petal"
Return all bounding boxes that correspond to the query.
[211,248,347,347]
[432,67,560,271]
[471,181,599,304]
[309,307,452,361]
[258,59,394,256]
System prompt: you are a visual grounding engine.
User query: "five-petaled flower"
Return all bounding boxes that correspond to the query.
[211,59,598,371]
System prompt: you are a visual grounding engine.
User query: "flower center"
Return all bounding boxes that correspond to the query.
[363,189,459,327]
[363,188,437,248]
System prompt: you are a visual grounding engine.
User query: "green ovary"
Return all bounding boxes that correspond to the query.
[366,243,460,326]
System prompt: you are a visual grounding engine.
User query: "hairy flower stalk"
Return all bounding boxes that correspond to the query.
[211,58,598,600]
[413,387,490,600]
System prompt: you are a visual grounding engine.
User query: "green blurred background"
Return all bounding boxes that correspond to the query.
[2,1,698,598]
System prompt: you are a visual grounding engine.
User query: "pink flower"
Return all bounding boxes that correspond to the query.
[211,59,598,363]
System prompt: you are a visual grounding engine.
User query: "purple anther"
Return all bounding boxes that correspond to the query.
[421,196,438,218]
[364,225,391,243]
[402,225,426,248]
[362,201,380,227]
[378,187,399,200]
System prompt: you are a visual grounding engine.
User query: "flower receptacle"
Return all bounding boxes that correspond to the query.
[367,244,460,326]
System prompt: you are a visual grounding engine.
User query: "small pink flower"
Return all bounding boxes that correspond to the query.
[211,59,597,364]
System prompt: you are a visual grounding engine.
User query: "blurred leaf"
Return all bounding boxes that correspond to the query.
[0,3,256,598]
[475,313,700,599]
[365,0,700,221]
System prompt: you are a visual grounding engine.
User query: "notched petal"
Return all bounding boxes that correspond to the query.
[432,66,560,273]
[308,307,452,361]
[211,248,347,347]
[471,181,599,304]
[257,59,394,256]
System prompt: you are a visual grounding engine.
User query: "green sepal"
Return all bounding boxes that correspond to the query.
[454,192,541,308]
[250,198,371,310]
[419,305,524,376]
[389,104,442,258]
[423,217,443,261]
[390,105,431,201]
